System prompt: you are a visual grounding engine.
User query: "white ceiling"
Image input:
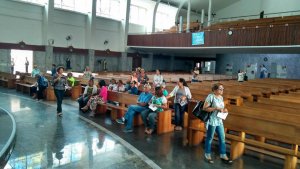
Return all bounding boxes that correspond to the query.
[159,0,240,13]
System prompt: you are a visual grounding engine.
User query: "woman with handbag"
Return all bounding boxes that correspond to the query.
[203,83,232,164]
[166,78,192,131]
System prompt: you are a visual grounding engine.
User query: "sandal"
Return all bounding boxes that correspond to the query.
[57,112,63,117]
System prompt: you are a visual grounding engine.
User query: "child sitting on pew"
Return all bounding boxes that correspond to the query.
[141,86,168,135]
[108,78,117,91]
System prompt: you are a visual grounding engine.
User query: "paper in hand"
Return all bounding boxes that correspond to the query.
[149,104,157,111]
[217,112,228,120]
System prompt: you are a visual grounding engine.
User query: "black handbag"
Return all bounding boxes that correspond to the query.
[192,99,214,122]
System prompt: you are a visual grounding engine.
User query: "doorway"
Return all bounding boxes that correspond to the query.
[11,49,33,74]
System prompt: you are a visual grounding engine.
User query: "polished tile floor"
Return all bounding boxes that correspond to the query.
[0,88,295,169]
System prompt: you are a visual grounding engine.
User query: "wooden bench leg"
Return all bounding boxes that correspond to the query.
[183,112,188,128]
[110,108,118,120]
[157,110,173,134]
[133,114,143,126]
[284,155,297,169]
[188,120,205,146]
[230,132,245,160]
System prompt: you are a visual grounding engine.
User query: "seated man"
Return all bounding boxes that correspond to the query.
[128,81,138,95]
[116,84,152,133]
[77,78,98,109]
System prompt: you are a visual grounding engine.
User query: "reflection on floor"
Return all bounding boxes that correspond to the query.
[0,88,294,169]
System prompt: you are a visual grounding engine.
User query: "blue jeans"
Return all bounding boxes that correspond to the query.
[141,109,157,130]
[124,105,148,130]
[54,89,64,113]
[78,95,90,108]
[174,103,187,127]
[205,124,226,155]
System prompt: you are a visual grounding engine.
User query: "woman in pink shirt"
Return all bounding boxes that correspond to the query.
[81,80,107,117]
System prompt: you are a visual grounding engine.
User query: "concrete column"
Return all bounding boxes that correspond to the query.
[179,16,183,33]
[142,53,153,71]
[43,0,54,45]
[186,0,191,33]
[175,1,187,26]
[152,0,161,33]
[208,0,212,26]
[86,0,96,49]
[201,9,205,24]
[169,56,174,71]
[148,53,153,71]
[120,52,128,71]
[88,49,95,72]
[45,46,53,71]
[120,0,131,51]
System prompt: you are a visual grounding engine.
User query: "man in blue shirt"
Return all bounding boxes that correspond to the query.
[116,84,152,133]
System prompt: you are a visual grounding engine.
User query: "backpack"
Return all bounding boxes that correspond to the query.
[41,77,48,87]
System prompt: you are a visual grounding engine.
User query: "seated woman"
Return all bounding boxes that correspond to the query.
[81,80,107,117]
[141,86,168,135]
[31,74,48,100]
[125,71,139,90]
[116,80,125,92]
[108,78,117,91]
[138,69,149,85]
[153,69,164,87]
[83,66,93,79]
[128,81,138,95]
[77,78,98,109]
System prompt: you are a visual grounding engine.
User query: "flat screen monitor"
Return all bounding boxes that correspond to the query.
[192,32,205,45]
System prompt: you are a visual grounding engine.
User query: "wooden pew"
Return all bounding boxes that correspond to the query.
[98,91,174,135]
[16,76,36,94]
[0,72,16,89]
[226,105,300,169]
[258,97,300,109]
[270,95,300,104]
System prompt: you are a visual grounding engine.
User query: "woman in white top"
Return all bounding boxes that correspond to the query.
[237,70,245,82]
[83,66,93,79]
[166,78,192,131]
[153,69,164,87]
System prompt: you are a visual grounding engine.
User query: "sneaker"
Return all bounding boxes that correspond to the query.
[123,128,133,133]
[205,154,214,164]
[220,155,232,164]
[57,112,63,117]
[116,117,125,124]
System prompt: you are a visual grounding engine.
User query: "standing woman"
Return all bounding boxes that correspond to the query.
[53,66,66,117]
[203,83,232,164]
[166,78,192,131]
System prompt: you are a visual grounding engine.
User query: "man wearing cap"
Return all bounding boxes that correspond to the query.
[116,84,153,133]
[31,65,40,77]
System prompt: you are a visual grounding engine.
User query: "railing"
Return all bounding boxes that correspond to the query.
[211,10,300,25]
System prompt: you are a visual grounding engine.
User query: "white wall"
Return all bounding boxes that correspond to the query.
[216,0,261,20]
[0,1,125,52]
[216,0,300,21]
[128,23,147,34]
[261,0,300,17]
[0,1,43,45]
[95,17,122,51]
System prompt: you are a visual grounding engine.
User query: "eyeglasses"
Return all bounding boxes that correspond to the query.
[218,88,224,91]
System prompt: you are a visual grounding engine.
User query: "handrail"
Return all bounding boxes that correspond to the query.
[0,107,16,167]
[217,10,300,20]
